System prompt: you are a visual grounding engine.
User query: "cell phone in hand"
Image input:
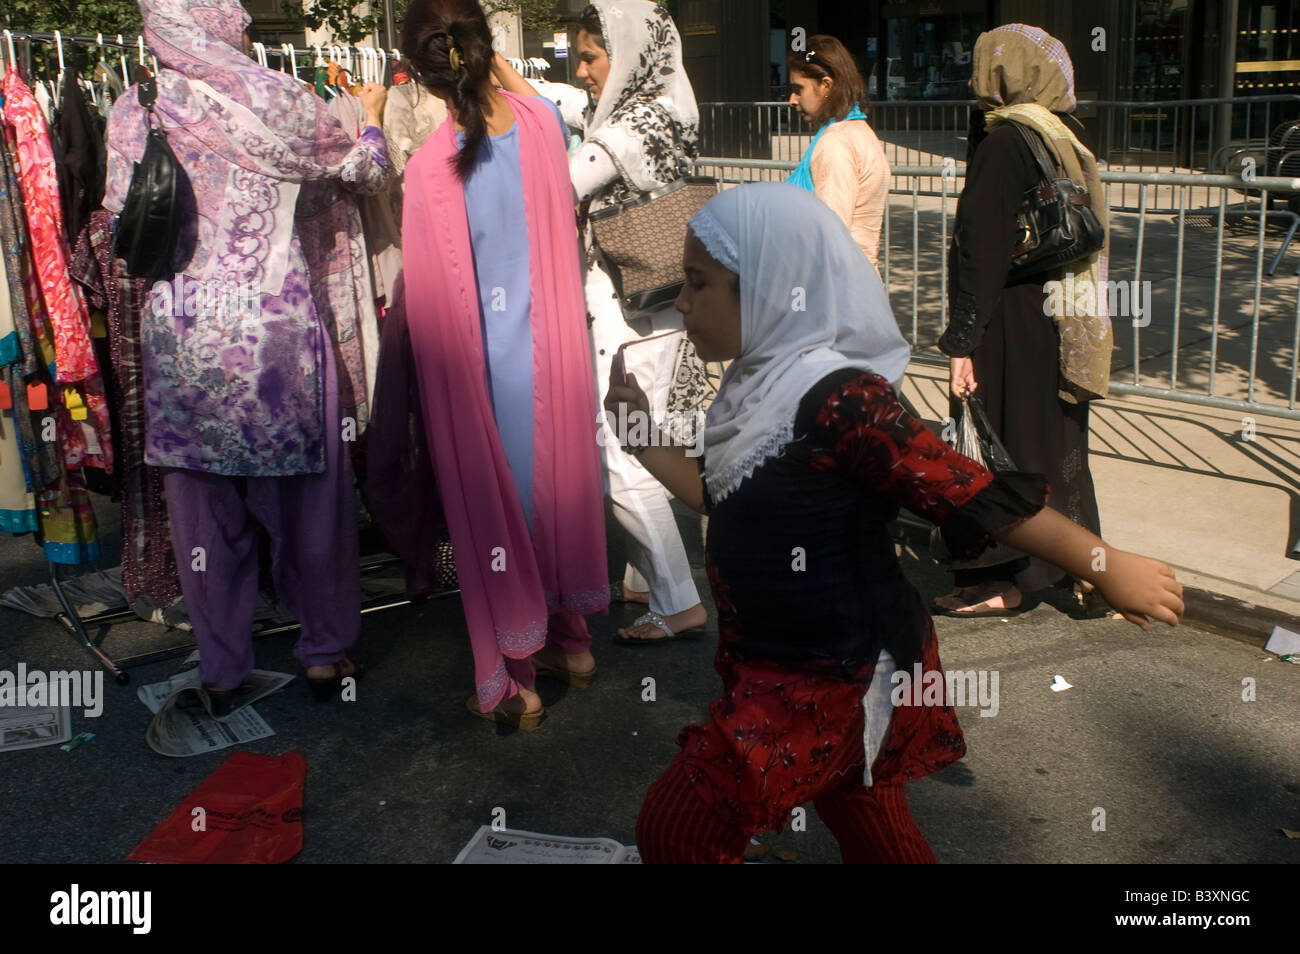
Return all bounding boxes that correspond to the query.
[614,347,628,386]
[615,330,679,388]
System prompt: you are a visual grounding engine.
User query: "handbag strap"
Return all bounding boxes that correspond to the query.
[1008,120,1064,184]
[1009,121,1095,210]
[137,74,163,134]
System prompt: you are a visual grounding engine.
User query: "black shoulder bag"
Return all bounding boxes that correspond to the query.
[112,76,194,278]
[1006,121,1105,278]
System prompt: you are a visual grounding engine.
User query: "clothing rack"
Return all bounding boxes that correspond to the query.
[1,29,161,83]
[508,57,552,80]
[252,41,406,87]
[1,29,407,88]
[2,25,450,682]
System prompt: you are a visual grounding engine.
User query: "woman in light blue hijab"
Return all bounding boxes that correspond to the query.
[604,182,1183,863]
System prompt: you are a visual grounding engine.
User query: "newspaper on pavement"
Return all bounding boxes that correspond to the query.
[0,703,72,752]
[141,669,293,758]
[453,826,641,864]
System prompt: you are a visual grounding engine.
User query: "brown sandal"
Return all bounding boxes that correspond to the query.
[466,694,546,731]
[532,657,598,689]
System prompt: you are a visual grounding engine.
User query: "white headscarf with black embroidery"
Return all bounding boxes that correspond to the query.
[584,0,699,196]
[689,183,911,504]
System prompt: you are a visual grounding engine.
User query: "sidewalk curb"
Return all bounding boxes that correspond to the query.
[1178,588,1300,650]
[891,516,1300,650]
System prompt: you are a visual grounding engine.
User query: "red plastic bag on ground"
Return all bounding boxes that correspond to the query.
[127,751,306,864]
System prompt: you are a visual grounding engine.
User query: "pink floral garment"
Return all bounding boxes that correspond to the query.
[1,71,113,474]
[1,67,98,384]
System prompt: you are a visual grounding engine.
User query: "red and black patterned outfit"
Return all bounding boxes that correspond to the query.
[636,370,1047,863]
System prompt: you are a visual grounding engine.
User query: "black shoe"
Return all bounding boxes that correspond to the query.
[305,660,364,701]
[197,682,256,721]
[205,688,236,718]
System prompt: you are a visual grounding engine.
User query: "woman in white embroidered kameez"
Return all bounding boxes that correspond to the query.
[496,0,709,644]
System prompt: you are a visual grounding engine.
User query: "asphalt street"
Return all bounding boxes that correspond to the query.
[1,499,1297,863]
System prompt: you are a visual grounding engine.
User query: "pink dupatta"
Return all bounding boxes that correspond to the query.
[402,91,609,707]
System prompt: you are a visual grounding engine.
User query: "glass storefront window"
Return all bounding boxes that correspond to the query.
[1118,0,1189,102]
[1235,0,1300,95]
[883,11,983,101]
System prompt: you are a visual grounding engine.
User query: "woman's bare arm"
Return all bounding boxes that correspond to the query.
[632,442,706,514]
[810,372,1183,633]
[1002,507,1183,629]
[491,53,539,97]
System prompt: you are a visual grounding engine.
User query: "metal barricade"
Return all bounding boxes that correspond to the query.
[698,96,1300,212]
[693,157,1300,420]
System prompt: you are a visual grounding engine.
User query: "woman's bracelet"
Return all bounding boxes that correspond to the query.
[622,419,660,457]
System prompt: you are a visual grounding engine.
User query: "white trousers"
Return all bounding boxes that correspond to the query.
[589,261,701,617]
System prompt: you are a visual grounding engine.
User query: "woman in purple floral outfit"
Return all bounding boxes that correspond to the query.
[104,0,391,707]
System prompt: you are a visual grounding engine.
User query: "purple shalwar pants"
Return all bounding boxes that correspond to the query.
[162,337,361,690]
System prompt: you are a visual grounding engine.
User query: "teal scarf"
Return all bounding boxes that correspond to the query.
[787,104,868,192]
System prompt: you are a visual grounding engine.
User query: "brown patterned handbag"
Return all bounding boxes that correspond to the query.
[588,176,719,316]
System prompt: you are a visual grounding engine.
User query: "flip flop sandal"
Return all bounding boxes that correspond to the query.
[532,657,598,689]
[932,597,1026,619]
[614,611,705,646]
[466,694,546,731]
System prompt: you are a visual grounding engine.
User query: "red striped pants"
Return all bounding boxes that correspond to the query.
[636,697,939,864]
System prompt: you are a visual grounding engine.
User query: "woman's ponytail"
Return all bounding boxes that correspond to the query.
[401,0,495,180]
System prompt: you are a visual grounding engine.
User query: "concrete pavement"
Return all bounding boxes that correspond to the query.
[1,498,1296,864]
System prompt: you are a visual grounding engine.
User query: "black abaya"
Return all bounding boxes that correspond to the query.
[938,113,1103,593]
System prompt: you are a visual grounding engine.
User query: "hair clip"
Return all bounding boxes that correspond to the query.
[431,31,464,71]
[803,49,832,75]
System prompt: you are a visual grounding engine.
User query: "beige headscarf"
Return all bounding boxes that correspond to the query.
[972,25,1112,403]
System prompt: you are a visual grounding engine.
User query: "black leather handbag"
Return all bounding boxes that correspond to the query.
[1007,121,1105,278]
[112,76,193,278]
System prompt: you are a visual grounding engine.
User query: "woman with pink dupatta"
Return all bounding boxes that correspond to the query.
[399,0,609,729]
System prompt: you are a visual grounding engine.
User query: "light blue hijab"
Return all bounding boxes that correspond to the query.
[688,183,910,503]
[787,103,868,192]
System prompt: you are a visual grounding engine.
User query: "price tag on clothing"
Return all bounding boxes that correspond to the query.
[26,382,48,411]
[64,387,88,421]
[0,380,11,410]
[90,310,109,338]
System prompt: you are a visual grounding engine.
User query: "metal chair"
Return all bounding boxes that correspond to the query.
[1210,119,1300,275]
